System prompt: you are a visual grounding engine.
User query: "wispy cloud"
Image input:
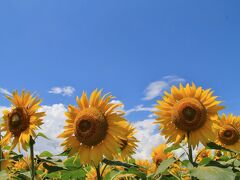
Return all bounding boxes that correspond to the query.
[0,88,11,96]
[49,86,75,96]
[143,75,185,100]
[125,104,156,116]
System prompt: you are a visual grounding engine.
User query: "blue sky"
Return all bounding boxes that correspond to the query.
[0,0,240,120]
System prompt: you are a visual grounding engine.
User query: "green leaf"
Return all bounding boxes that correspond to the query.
[164,144,181,153]
[234,159,240,167]
[12,154,24,161]
[43,162,66,173]
[103,170,121,180]
[3,146,11,150]
[128,158,135,164]
[235,172,240,177]
[154,158,176,178]
[102,158,137,168]
[36,132,50,140]
[45,171,61,179]
[21,171,31,178]
[124,167,146,179]
[61,169,86,180]
[36,170,44,175]
[219,155,230,161]
[56,149,71,156]
[39,151,53,158]
[205,160,229,168]
[199,157,212,166]
[190,166,235,180]
[206,142,233,152]
[63,156,81,169]
[182,160,191,167]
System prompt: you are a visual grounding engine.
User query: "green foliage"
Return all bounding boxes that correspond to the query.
[36,132,50,140]
[104,170,121,180]
[164,144,181,153]
[190,166,236,180]
[63,156,81,169]
[43,162,66,173]
[60,169,86,180]
[154,158,176,178]
[39,151,53,158]
[198,157,212,166]
[207,142,234,152]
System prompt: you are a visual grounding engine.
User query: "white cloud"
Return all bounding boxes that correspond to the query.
[125,104,156,116]
[0,88,11,96]
[132,119,164,160]
[34,104,67,154]
[143,81,169,101]
[143,75,185,100]
[49,86,75,96]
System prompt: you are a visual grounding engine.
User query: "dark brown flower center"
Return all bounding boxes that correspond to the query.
[79,120,91,132]
[219,125,239,145]
[182,107,196,121]
[74,107,108,147]
[172,98,207,132]
[8,107,30,136]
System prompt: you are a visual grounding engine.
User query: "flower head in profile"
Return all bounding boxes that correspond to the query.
[118,123,138,160]
[151,144,173,166]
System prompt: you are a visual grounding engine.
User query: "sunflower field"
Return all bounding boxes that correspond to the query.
[1,83,240,180]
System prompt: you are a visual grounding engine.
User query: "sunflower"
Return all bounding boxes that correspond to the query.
[118,123,138,160]
[58,89,128,165]
[214,114,240,152]
[151,144,173,166]
[168,160,190,179]
[154,83,224,147]
[196,148,211,163]
[0,91,45,151]
[12,156,31,172]
[135,159,156,175]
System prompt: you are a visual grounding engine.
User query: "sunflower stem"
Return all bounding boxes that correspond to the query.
[29,136,35,180]
[187,132,194,166]
[95,164,101,180]
[100,164,108,177]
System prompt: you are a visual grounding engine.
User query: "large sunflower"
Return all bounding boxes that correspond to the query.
[214,114,240,152]
[0,91,45,151]
[118,123,138,160]
[151,144,173,166]
[154,83,224,147]
[58,89,128,165]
